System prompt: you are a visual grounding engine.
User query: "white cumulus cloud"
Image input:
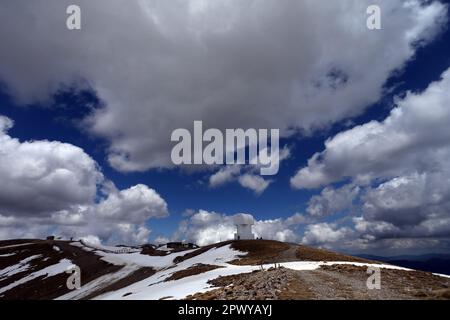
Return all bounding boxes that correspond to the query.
[0,115,169,244]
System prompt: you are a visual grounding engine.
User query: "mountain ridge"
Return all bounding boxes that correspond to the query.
[356,253,450,276]
[1,238,449,300]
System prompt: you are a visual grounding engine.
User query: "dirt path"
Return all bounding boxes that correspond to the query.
[301,269,396,299]
[276,246,299,263]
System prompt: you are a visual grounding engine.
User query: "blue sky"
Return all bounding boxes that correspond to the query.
[1,1,450,255]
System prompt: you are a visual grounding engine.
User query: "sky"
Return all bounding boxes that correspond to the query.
[0,0,450,256]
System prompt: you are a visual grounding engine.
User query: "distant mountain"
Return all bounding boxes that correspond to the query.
[356,253,450,276]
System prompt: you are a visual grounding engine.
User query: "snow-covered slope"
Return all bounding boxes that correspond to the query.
[1,239,449,300]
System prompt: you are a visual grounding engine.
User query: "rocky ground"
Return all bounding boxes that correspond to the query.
[186,267,293,300]
[186,265,450,300]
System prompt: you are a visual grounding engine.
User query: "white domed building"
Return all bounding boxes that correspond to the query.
[233,213,255,240]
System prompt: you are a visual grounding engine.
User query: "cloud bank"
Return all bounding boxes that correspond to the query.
[291,68,450,253]
[0,0,446,173]
[172,209,307,246]
[0,116,168,244]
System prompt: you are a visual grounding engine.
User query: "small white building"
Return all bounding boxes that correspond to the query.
[233,213,255,240]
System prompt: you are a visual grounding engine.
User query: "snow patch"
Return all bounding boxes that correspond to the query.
[80,240,140,254]
[0,253,16,257]
[433,272,450,279]
[0,255,43,279]
[278,261,413,272]
[95,244,246,300]
[98,248,196,268]
[0,259,74,295]
[0,243,34,250]
[56,264,140,300]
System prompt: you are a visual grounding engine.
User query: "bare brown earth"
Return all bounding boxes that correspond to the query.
[165,264,223,281]
[140,246,168,256]
[230,240,290,265]
[295,245,375,263]
[82,267,156,300]
[174,240,376,266]
[173,241,233,264]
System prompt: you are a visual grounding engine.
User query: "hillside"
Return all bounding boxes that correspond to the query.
[357,253,450,276]
[0,239,449,300]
